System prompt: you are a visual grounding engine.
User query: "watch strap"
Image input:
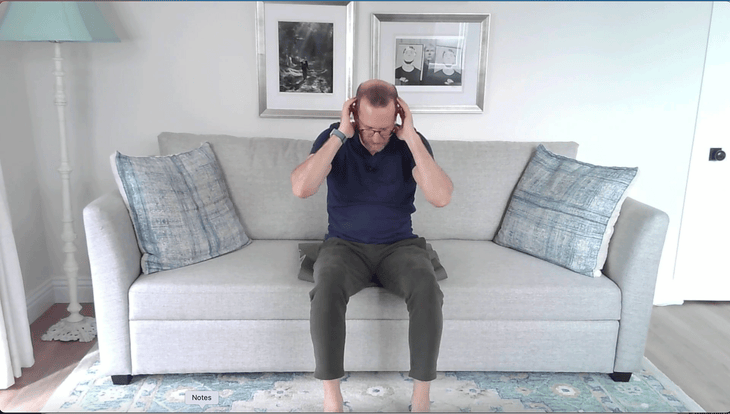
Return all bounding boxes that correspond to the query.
[330,128,348,144]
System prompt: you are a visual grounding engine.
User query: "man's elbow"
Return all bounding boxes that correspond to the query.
[430,194,451,208]
[429,185,453,208]
[432,200,450,208]
[291,175,308,199]
[292,182,315,199]
[292,185,311,199]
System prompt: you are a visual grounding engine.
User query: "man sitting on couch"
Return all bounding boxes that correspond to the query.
[291,79,454,412]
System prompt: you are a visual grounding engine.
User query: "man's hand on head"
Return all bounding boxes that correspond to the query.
[339,97,357,138]
[395,97,418,142]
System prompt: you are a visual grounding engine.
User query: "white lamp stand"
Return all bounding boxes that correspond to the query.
[0,1,119,343]
[40,41,96,342]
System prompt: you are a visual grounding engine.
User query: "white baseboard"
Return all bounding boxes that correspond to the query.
[25,275,95,324]
[652,280,685,306]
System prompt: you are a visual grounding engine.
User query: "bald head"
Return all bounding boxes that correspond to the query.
[355,79,398,110]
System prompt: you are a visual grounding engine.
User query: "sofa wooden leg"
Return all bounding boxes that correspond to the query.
[609,372,632,382]
[111,375,133,385]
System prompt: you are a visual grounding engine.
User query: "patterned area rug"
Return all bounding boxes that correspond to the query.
[42,344,704,412]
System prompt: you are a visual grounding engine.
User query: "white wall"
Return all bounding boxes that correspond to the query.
[0,2,713,318]
[0,39,56,322]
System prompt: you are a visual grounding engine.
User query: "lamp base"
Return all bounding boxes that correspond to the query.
[41,315,97,342]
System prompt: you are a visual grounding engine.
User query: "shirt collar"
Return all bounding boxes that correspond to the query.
[352,131,398,157]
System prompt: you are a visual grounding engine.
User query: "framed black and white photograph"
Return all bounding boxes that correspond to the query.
[373,13,490,113]
[394,37,466,87]
[256,1,354,118]
[277,21,334,93]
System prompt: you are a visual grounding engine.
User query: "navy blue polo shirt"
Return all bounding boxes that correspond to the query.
[311,122,434,245]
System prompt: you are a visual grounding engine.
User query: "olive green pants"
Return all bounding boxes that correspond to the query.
[308,236,444,381]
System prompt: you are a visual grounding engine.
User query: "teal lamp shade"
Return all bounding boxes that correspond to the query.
[0,2,119,42]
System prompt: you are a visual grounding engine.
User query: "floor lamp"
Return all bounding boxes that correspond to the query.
[0,2,119,342]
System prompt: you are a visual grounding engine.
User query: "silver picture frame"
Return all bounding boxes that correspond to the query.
[372,13,490,113]
[256,1,354,118]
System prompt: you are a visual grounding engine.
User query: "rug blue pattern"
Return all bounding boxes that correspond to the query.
[42,345,704,412]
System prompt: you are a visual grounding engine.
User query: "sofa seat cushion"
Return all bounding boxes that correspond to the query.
[430,240,621,321]
[128,240,621,322]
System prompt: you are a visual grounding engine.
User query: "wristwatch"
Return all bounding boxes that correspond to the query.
[330,128,349,144]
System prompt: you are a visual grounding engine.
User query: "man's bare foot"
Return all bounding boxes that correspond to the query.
[411,379,431,412]
[323,378,344,412]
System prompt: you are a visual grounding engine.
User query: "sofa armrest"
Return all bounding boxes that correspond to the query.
[603,197,669,373]
[83,191,141,376]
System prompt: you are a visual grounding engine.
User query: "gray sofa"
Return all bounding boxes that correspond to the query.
[83,132,669,386]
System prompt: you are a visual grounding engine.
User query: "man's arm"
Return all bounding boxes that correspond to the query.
[395,98,453,208]
[291,135,340,198]
[291,97,356,199]
[408,133,453,208]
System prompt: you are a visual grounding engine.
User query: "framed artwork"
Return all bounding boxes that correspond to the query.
[256,1,354,118]
[372,13,491,113]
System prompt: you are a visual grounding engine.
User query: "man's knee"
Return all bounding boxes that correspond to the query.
[403,268,443,303]
[309,276,346,303]
[402,262,439,286]
[416,279,444,305]
[309,260,358,303]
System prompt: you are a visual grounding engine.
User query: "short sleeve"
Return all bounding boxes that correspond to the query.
[410,131,434,170]
[311,122,340,155]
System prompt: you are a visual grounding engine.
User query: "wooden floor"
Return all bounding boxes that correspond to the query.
[644,301,730,412]
[0,303,97,413]
[0,301,728,412]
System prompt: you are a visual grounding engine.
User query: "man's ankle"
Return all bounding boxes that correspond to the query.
[323,379,343,412]
[412,379,431,392]
[323,378,341,391]
[411,379,431,412]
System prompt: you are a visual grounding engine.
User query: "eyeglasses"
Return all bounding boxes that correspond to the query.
[359,126,395,138]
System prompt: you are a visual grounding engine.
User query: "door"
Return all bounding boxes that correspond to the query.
[674,2,730,300]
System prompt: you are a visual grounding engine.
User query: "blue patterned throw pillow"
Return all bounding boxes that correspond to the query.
[110,142,251,274]
[494,145,637,277]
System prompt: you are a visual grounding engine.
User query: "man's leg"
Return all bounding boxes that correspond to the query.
[412,379,432,412]
[375,238,444,412]
[309,238,374,411]
[322,379,343,413]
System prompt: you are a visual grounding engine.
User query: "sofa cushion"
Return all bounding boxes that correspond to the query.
[128,240,620,322]
[110,142,251,274]
[494,145,637,277]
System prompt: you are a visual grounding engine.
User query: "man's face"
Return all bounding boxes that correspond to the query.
[357,100,397,154]
[403,48,417,64]
[443,50,456,66]
[424,46,436,60]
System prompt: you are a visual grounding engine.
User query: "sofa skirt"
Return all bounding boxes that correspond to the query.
[123,319,618,376]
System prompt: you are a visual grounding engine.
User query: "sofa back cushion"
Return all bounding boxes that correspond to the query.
[159,133,328,240]
[159,133,577,241]
[413,140,578,240]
